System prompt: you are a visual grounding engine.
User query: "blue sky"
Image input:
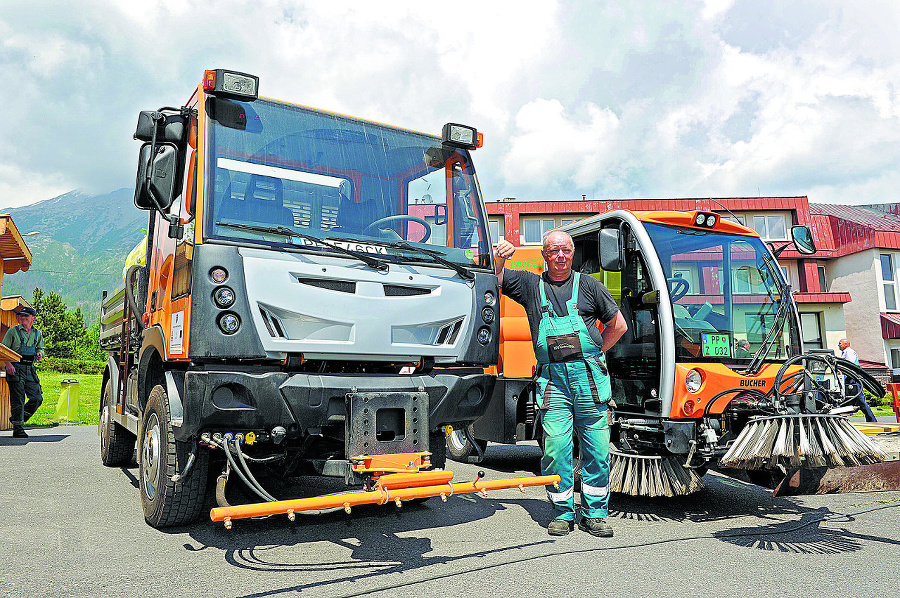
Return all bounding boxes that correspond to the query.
[2,0,900,209]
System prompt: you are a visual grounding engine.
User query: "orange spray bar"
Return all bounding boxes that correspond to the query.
[210,472,561,527]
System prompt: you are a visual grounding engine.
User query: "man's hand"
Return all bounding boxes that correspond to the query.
[5,362,15,376]
[36,351,44,361]
[493,239,516,282]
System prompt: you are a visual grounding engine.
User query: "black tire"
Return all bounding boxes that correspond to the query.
[445,425,488,462]
[538,433,582,489]
[139,384,208,528]
[99,381,136,467]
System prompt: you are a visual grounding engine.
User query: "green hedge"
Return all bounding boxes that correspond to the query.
[37,357,105,375]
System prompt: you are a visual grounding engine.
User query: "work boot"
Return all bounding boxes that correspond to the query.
[12,428,28,439]
[547,519,573,536]
[578,517,613,537]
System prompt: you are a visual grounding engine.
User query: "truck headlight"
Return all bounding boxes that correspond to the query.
[213,286,235,308]
[484,291,496,306]
[477,327,491,345]
[481,306,495,324]
[218,313,240,335]
[210,267,228,283]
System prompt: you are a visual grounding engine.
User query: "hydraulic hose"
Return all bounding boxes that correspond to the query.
[171,441,197,483]
[232,437,277,502]
[218,435,276,504]
[210,433,344,516]
[463,425,486,462]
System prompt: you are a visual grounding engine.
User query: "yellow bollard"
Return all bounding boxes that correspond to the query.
[54,379,80,424]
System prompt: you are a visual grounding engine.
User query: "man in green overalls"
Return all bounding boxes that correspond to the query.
[3,306,45,438]
[495,231,627,536]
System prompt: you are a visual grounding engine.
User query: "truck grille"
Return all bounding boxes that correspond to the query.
[297,277,356,293]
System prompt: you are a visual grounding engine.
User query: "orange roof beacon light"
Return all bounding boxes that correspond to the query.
[202,69,259,101]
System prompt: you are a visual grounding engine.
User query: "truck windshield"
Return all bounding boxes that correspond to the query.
[643,222,795,363]
[203,97,491,269]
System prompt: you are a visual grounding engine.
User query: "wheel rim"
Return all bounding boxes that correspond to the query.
[447,430,469,452]
[141,413,162,501]
[100,400,110,452]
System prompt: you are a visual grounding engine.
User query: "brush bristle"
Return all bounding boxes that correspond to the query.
[719,414,887,471]
[609,450,704,497]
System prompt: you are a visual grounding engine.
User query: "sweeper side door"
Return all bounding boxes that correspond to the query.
[571,217,665,420]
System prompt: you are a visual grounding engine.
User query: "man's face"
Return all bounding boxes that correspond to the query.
[18,315,35,327]
[838,339,849,351]
[542,234,574,279]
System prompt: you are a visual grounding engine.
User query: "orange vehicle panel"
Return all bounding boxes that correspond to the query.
[498,246,542,378]
[671,362,803,418]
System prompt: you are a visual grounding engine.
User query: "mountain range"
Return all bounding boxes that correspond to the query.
[1,189,148,322]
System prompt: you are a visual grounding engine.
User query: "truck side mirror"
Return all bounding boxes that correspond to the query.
[599,228,623,272]
[791,225,816,255]
[134,142,180,211]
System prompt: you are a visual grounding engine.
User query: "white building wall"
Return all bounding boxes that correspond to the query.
[798,304,846,353]
[828,249,884,364]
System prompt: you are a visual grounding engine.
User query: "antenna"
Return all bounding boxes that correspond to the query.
[708,198,741,223]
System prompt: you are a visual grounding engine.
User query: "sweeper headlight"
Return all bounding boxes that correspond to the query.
[685,369,703,393]
[692,211,718,229]
[203,69,259,101]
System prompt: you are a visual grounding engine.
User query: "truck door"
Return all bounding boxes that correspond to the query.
[145,112,197,360]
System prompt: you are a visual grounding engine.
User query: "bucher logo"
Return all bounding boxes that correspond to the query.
[740,379,767,387]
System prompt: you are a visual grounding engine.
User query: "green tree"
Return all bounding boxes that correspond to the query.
[32,288,88,359]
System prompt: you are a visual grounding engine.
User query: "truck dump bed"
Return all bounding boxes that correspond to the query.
[99,284,139,352]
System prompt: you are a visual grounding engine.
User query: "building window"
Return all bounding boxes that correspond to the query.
[522,218,555,244]
[817,265,827,292]
[521,215,586,245]
[488,217,505,244]
[881,253,897,311]
[752,214,788,241]
[891,348,900,370]
[800,312,823,350]
[720,213,745,226]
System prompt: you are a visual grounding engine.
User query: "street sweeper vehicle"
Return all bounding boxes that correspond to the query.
[450,209,888,497]
[98,69,556,528]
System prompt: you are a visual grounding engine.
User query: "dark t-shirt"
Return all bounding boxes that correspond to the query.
[501,269,619,348]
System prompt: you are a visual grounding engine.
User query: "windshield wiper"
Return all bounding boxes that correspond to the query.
[383,241,475,281]
[215,222,389,271]
[745,286,791,375]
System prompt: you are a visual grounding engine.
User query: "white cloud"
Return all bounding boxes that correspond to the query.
[3,1,900,208]
[502,99,621,194]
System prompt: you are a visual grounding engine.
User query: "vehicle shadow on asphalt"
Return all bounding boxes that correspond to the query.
[474,447,900,557]
[177,479,557,597]
[609,472,900,555]
[0,433,69,445]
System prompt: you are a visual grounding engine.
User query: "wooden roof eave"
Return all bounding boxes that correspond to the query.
[0,215,34,274]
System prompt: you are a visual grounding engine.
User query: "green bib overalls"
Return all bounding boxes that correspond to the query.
[535,273,612,520]
[6,326,44,429]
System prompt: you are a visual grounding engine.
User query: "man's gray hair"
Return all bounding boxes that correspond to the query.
[542,229,574,250]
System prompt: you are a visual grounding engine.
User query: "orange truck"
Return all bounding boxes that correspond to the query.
[98,69,558,528]
[449,210,886,494]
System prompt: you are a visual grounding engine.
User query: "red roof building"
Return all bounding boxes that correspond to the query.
[486,196,896,373]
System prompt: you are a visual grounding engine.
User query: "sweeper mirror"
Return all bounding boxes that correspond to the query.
[791,225,816,255]
[599,228,623,272]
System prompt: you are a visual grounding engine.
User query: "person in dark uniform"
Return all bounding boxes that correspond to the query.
[3,306,45,438]
[495,231,627,536]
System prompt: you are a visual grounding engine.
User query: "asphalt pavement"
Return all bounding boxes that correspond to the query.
[2,425,899,598]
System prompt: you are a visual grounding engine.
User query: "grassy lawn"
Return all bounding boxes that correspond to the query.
[17,373,899,428]
[873,406,899,421]
[26,372,103,427]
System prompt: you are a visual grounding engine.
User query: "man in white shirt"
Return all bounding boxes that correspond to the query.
[838,338,858,364]
[838,338,876,422]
